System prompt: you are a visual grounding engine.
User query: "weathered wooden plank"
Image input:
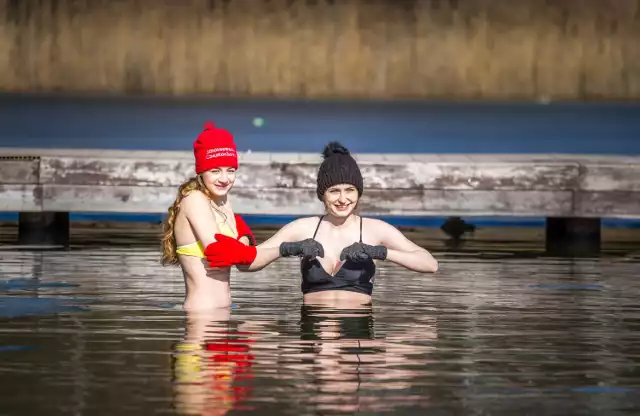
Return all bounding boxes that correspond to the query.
[359,190,573,216]
[38,185,321,214]
[1,149,639,219]
[40,185,177,213]
[0,184,40,211]
[238,152,272,163]
[268,152,303,163]
[297,153,324,164]
[352,153,387,163]
[236,189,552,216]
[0,160,39,184]
[239,163,317,189]
[3,148,639,166]
[360,162,579,190]
[436,154,474,163]
[378,154,416,163]
[231,188,323,215]
[39,156,315,188]
[556,155,640,165]
[233,188,573,216]
[37,155,580,191]
[358,190,427,215]
[39,157,196,187]
[422,190,573,216]
[408,154,442,163]
[36,185,574,217]
[0,147,192,160]
[466,154,561,163]
[575,192,640,218]
[579,164,640,192]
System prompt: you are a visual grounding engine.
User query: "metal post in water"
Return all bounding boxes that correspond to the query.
[17,212,70,248]
[545,217,601,257]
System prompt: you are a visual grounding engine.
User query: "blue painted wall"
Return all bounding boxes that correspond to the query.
[1,93,639,154]
[1,212,639,229]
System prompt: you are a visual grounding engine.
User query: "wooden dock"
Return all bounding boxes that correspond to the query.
[1,148,639,253]
[2,148,639,217]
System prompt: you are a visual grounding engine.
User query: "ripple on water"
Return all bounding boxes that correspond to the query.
[1,245,640,415]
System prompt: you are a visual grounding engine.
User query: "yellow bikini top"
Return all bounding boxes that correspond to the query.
[175,216,237,259]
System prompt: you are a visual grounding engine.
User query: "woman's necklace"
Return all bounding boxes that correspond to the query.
[209,200,237,237]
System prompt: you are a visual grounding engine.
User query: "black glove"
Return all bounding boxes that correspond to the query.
[340,242,387,262]
[279,239,325,258]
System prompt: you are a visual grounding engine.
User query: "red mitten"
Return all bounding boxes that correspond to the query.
[234,214,255,245]
[204,234,257,268]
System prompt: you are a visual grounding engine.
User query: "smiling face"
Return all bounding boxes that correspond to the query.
[200,167,237,198]
[322,183,359,218]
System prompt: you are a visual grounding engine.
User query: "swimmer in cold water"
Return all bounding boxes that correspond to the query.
[160,122,256,311]
[203,141,439,307]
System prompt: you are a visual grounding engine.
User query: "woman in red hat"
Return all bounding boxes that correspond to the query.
[160,122,256,311]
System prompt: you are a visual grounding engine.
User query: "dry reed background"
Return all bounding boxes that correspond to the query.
[0,0,639,100]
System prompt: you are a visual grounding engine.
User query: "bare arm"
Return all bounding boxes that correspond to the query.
[180,191,220,247]
[237,218,308,272]
[374,220,438,273]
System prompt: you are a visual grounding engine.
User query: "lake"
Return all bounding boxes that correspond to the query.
[1,222,639,415]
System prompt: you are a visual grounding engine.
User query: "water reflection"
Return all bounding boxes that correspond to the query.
[169,303,440,415]
[284,304,438,414]
[172,309,256,415]
[2,228,640,415]
[297,304,379,413]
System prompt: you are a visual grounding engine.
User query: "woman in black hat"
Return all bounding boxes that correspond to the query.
[204,141,438,306]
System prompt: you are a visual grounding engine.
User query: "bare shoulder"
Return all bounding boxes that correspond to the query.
[362,217,395,232]
[361,217,405,244]
[178,190,213,218]
[292,216,323,228]
[282,216,321,236]
[180,190,209,208]
[258,215,321,248]
[279,216,321,239]
[180,190,209,205]
[362,216,425,252]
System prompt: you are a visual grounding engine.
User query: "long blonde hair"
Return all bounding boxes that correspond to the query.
[160,175,218,266]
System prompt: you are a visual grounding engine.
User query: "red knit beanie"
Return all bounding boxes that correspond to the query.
[193,121,238,174]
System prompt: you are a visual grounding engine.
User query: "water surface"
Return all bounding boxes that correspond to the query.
[2,93,640,154]
[1,227,640,415]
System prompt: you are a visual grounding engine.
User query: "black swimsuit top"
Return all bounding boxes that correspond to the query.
[300,216,376,296]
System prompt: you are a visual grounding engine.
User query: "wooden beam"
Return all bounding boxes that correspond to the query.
[2,149,640,218]
[37,154,580,191]
[575,191,640,218]
[34,185,576,217]
[0,159,39,184]
[579,164,640,192]
[0,184,40,211]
